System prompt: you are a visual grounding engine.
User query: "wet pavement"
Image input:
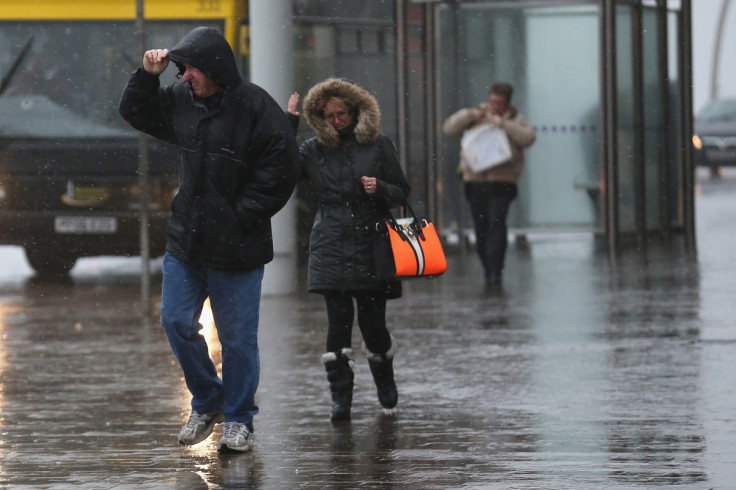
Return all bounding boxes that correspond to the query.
[1,169,736,489]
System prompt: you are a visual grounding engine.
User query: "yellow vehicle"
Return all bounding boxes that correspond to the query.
[0,0,247,275]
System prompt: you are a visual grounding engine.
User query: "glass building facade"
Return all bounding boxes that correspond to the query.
[288,0,695,256]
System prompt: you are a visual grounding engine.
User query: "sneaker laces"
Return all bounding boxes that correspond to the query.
[184,411,209,429]
[223,422,249,440]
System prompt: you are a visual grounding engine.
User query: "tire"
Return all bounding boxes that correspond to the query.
[24,247,78,277]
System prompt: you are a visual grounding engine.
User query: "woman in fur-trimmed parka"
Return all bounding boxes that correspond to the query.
[296,78,410,421]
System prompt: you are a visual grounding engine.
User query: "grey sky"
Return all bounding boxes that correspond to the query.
[693,0,736,111]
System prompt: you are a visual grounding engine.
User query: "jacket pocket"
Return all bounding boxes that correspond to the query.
[205,152,247,202]
[202,194,247,259]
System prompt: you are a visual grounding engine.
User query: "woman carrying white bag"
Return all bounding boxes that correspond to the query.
[443,82,536,289]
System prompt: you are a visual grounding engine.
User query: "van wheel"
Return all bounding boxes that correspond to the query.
[24,248,77,277]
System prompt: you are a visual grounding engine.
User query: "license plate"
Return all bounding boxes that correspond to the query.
[54,216,118,234]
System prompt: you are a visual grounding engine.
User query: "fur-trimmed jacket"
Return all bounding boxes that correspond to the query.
[443,102,536,184]
[298,78,410,297]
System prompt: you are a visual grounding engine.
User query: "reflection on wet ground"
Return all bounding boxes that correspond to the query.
[1,170,735,488]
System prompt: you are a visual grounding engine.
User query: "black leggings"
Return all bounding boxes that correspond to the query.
[465,182,518,278]
[322,291,391,356]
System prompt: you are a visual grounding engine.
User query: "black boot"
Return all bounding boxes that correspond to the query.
[365,336,398,411]
[321,348,354,421]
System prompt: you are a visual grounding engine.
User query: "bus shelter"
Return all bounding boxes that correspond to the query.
[0,0,694,289]
[285,0,695,258]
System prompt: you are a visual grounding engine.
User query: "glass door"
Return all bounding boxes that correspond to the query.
[436,2,602,239]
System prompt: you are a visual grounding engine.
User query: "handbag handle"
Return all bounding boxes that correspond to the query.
[380,200,428,242]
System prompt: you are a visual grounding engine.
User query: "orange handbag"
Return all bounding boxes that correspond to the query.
[373,203,447,280]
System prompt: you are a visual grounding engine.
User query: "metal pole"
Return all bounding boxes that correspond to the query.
[136,0,151,319]
[681,0,697,253]
[657,0,672,241]
[396,0,408,173]
[632,2,646,251]
[601,0,619,259]
[249,0,296,295]
[425,4,437,220]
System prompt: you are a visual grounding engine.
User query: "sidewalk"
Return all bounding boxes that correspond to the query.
[0,171,735,489]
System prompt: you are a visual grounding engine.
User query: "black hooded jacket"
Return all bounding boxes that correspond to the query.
[119,27,298,270]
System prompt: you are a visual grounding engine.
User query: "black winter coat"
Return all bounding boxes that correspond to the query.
[119,27,298,270]
[299,133,409,297]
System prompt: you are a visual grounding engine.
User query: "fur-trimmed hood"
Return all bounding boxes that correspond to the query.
[303,78,381,149]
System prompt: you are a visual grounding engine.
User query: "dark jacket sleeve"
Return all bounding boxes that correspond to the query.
[374,135,410,208]
[288,112,300,134]
[118,68,176,144]
[234,96,299,228]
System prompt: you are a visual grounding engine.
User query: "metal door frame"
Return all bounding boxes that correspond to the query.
[398,0,695,258]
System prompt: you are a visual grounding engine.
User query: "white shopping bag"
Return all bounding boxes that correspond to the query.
[461,123,512,172]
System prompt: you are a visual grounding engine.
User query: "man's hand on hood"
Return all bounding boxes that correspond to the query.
[143,49,170,76]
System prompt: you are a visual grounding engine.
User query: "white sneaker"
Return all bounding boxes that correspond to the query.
[178,410,224,445]
[217,422,254,453]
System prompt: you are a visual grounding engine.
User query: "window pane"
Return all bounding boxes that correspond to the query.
[439,4,602,233]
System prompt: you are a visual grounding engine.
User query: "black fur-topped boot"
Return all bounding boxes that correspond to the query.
[321,348,355,421]
[365,335,398,413]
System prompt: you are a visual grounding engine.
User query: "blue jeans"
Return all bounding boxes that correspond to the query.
[160,252,263,427]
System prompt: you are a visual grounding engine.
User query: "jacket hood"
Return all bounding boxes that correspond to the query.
[303,78,381,149]
[167,27,241,92]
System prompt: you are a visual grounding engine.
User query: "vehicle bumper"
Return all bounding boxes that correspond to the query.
[0,211,169,257]
[694,148,736,168]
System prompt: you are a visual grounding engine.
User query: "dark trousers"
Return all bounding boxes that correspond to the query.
[464,182,518,281]
[322,291,391,355]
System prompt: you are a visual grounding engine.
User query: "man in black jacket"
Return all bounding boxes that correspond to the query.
[119,27,298,452]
